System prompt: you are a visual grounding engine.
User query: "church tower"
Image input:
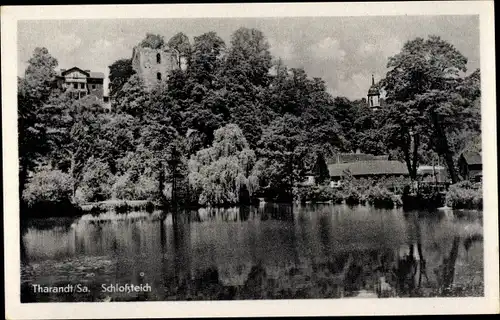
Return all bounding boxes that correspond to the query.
[367,74,381,111]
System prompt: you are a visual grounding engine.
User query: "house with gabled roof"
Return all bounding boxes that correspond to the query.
[328,152,389,165]
[328,160,409,188]
[55,66,105,100]
[458,151,482,182]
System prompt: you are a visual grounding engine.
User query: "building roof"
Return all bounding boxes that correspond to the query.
[348,160,409,176]
[89,72,105,79]
[329,160,409,177]
[461,151,482,165]
[57,67,104,79]
[328,163,351,177]
[368,85,380,96]
[327,153,389,164]
[367,74,380,96]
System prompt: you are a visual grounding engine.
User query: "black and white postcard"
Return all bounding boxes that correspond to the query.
[2,2,498,318]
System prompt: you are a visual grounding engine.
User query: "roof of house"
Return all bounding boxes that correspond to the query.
[327,153,389,164]
[328,163,351,177]
[89,72,104,79]
[461,151,482,165]
[329,160,409,177]
[58,67,104,79]
[348,160,409,176]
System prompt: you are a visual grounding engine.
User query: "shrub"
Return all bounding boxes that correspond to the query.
[377,176,411,194]
[22,168,74,206]
[112,173,158,201]
[342,186,364,205]
[293,185,342,203]
[446,181,483,209]
[366,185,395,208]
[76,158,115,203]
[21,168,82,218]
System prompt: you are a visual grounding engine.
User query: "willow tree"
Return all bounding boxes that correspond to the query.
[188,124,260,206]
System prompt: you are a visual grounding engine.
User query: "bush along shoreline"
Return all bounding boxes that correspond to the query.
[445,181,483,209]
[293,181,404,209]
[20,164,482,219]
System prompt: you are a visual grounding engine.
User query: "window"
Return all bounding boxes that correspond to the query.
[157,72,162,80]
[73,83,78,89]
[92,84,96,90]
[80,83,85,89]
[156,53,161,64]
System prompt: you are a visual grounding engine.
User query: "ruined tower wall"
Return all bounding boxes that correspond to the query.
[131,47,179,89]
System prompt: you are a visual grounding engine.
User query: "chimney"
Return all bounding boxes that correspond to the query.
[372,74,375,85]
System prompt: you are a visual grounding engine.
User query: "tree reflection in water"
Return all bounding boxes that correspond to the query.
[20,204,483,301]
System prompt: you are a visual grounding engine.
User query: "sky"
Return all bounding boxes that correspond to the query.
[17,16,479,99]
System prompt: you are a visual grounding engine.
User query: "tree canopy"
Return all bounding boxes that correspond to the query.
[380,35,480,182]
[18,31,481,209]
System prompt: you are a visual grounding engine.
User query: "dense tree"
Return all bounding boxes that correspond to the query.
[18,47,59,195]
[98,113,138,173]
[19,29,481,211]
[139,33,165,49]
[108,58,135,98]
[42,94,108,197]
[189,31,226,88]
[257,114,309,201]
[224,27,272,87]
[221,28,274,148]
[329,97,359,152]
[380,36,476,182]
[114,74,149,117]
[167,32,192,69]
[265,67,344,156]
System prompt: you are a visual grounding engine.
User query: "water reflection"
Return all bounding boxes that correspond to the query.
[21,204,483,301]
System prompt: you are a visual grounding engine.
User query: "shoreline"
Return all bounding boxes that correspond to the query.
[21,197,483,220]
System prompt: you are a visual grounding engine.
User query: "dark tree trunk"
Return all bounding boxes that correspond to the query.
[403,131,419,180]
[411,134,420,178]
[431,112,459,184]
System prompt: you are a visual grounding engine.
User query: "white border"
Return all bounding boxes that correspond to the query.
[2,2,498,318]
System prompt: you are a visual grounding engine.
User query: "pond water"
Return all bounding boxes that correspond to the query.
[20,203,483,302]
